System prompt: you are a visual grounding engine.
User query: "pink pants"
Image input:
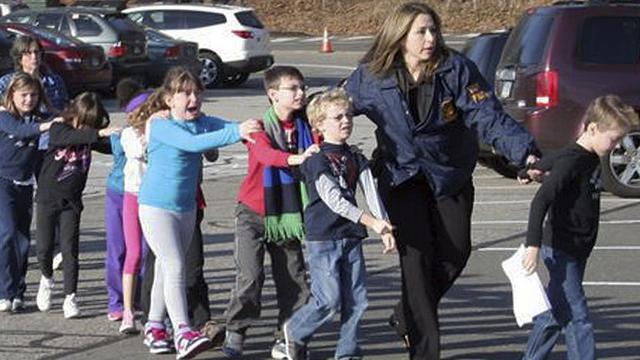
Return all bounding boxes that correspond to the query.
[123,192,144,275]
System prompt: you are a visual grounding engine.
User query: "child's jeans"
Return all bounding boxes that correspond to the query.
[286,238,368,360]
[0,178,32,301]
[523,245,595,360]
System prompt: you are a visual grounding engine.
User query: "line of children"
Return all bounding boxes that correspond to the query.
[521,95,640,360]
[222,65,317,359]
[137,68,261,359]
[35,91,120,318]
[0,73,59,312]
[284,88,396,360]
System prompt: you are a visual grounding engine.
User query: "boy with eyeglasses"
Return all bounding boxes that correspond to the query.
[221,66,319,359]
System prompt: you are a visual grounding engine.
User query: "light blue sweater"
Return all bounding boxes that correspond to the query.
[138,115,241,212]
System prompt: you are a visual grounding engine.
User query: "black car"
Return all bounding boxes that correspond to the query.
[0,7,150,87]
[462,30,515,177]
[144,28,201,86]
[0,29,11,76]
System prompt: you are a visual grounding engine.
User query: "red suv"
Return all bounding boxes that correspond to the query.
[494,0,640,196]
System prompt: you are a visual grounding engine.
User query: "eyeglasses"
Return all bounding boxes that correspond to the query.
[22,50,42,56]
[278,85,308,93]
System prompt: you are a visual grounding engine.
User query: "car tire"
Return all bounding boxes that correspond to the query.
[223,72,249,87]
[199,52,223,88]
[601,131,640,197]
[478,155,518,179]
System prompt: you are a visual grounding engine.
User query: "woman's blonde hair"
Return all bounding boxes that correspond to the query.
[2,72,45,118]
[128,88,168,132]
[59,92,109,129]
[306,88,352,131]
[583,95,640,131]
[361,1,448,79]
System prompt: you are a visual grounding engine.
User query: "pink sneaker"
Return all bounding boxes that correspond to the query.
[175,326,211,360]
[107,310,123,321]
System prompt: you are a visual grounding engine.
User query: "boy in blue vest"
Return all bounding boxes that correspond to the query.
[284,88,396,360]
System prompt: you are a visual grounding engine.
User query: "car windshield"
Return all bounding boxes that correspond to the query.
[235,11,263,29]
[145,28,174,42]
[577,16,640,64]
[15,25,82,47]
[501,14,554,66]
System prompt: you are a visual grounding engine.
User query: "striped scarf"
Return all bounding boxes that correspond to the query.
[263,106,314,243]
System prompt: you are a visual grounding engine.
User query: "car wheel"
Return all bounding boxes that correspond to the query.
[478,155,518,179]
[601,131,640,197]
[199,52,222,88]
[223,72,249,87]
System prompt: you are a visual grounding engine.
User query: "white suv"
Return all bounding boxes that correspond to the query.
[123,3,273,88]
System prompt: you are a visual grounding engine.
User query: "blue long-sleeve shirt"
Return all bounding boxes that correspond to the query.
[106,133,126,193]
[138,115,241,212]
[0,111,41,182]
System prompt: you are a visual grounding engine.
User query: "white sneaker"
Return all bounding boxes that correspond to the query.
[36,276,54,312]
[52,252,63,270]
[63,293,80,319]
[0,299,10,312]
[11,298,25,312]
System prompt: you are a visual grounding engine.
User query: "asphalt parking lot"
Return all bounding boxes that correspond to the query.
[1,38,639,360]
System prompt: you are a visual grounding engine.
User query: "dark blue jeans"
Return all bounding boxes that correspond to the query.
[523,246,595,360]
[286,239,368,359]
[0,178,33,301]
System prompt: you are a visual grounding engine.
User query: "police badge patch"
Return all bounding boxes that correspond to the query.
[441,97,458,123]
[466,83,488,103]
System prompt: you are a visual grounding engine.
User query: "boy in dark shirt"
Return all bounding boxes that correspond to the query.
[521,95,639,360]
[284,88,395,360]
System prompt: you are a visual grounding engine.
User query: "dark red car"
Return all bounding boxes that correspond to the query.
[0,22,112,95]
[493,0,640,196]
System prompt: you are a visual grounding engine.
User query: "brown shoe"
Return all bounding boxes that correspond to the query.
[200,320,226,349]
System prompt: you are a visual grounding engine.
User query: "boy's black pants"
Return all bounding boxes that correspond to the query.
[381,177,474,360]
[36,199,82,295]
[140,207,211,329]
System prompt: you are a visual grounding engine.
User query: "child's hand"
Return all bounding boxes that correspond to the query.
[239,119,262,144]
[99,127,122,137]
[371,218,394,236]
[381,232,396,254]
[522,246,540,275]
[150,109,170,120]
[303,144,320,158]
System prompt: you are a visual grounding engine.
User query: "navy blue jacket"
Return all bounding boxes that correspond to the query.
[0,111,41,182]
[345,51,538,198]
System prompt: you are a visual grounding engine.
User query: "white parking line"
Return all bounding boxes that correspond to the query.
[475,198,640,205]
[478,246,640,251]
[271,37,300,43]
[300,37,325,43]
[276,63,356,71]
[473,220,640,225]
[342,36,375,41]
[583,282,640,286]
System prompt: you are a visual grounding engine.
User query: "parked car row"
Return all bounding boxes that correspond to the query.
[463,0,640,197]
[0,2,274,94]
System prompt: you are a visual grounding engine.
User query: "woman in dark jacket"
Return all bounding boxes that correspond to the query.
[344,2,540,359]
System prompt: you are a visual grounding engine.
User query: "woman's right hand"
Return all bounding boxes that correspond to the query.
[239,119,262,143]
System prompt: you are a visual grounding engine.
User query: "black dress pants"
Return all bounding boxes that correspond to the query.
[381,176,474,360]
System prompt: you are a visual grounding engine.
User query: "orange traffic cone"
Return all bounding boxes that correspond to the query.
[320,27,334,53]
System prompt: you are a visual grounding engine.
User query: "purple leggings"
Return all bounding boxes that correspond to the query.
[105,188,125,313]
[123,192,145,275]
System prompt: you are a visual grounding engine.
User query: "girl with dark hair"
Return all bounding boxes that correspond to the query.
[35,92,121,319]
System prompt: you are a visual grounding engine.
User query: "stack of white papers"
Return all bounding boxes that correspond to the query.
[501,245,551,327]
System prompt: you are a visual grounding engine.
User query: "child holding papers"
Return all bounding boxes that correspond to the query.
[520,95,639,360]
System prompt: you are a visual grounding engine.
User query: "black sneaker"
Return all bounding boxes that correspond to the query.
[283,322,308,360]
